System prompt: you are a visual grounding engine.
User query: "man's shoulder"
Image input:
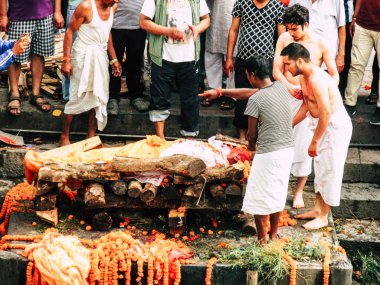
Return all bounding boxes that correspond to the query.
[277,32,294,46]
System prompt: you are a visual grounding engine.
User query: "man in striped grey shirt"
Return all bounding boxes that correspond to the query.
[201,55,294,244]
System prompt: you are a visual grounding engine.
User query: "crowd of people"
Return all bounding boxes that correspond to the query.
[0,0,378,242]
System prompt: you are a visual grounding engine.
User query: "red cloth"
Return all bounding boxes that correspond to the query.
[227,147,252,164]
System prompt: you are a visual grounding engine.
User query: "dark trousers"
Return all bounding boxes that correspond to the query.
[371,53,379,94]
[109,28,146,101]
[150,60,200,133]
[233,57,274,130]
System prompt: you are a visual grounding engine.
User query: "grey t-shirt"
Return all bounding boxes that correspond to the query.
[244,81,294,154]
[112,0,145,29]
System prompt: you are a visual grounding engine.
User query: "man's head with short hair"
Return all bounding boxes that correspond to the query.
[283,4,309,41]
[280,43,311,77]
[245,55,271,80]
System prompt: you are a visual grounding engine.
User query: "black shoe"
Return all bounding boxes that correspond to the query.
[369,107,380,126]
[344,104,356,117]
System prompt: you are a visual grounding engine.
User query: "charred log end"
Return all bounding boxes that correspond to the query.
[140,183,158,203]
[187,160,207,178]
[110,180,128,196]
[225,182,243,197]
[242,219,257,235]
[34,193,58,211]
[91,211,113,231]
[209,184,226,204]
[127,180,143,199]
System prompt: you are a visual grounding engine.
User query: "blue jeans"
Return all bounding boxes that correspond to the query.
[62,5,78,101]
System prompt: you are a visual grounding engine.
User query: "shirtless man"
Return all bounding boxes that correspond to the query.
[281,43,352,230]
[273,4,339,209]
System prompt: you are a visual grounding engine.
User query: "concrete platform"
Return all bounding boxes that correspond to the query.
[0,87,379,145]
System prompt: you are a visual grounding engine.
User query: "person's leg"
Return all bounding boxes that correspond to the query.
[125,29,149,111]
[371,53,379,95]
[176,61,200,136]
[339,22,353,96]
[369,34,380,125]
[269,212,281,241]
[87,109,97,138]
[293,176,307,209]
[345,24,374,109]
[301,193,330,230]
[254,215,268,245]
[60,114,75,146]
[205,51,223,89]
[7,62,22,115]
[149,60,175,139]
[233,58,251,140]
[108,28,127,115]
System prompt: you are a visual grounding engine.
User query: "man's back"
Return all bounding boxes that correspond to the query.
[245,81,293,154]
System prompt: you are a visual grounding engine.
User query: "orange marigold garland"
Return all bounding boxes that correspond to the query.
[205,257,218,285]
[321,241,331,285]
[0,182,35,236]
[283,253,297,285]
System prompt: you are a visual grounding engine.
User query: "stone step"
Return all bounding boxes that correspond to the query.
[0,88,379,145]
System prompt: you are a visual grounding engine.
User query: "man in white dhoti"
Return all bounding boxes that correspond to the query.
[281,43,352,230]
[60,0,121,146]
[273,4,339,209]
[201,55,294,244]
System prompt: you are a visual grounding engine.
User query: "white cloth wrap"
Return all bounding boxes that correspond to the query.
[290,96,313,177]
[309,107,352,207]
[241,147,294,215]
[65,44,109,131]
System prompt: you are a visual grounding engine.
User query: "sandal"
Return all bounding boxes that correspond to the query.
[200,98,213,107]
[7,96,21,116]
[219,96,235,111]
[29,94,53,112]
[365,92,379,105]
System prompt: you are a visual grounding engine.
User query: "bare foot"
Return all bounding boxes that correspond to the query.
[59,135,70,146]
[292,192,305,209]
[302,217,328,230]
[295,209,319,219]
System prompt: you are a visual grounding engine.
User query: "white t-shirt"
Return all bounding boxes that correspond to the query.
[141,0,210,62]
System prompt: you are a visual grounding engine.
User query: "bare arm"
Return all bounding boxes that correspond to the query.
[140,14,183,40]
[199,88,259,101]
[247,117,258,152]
[61,3,87,77]
[321,40,339,85]
[108,32,122,77]
[189,14,210,41]
[225,17,240,76]
[273,34,302,98]
[308,79,331,157]
[54,0,65,28]
[292,100,308,127]
[277,24,286,36]
[336,25,346,73]
[0,0,8,32]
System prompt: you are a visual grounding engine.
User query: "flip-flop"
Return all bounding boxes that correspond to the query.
[131,97,149,112]
[200,98,213,107]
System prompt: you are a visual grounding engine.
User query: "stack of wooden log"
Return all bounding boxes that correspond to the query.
[31,137,248,230]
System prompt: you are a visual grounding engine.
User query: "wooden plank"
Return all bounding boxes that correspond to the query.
[246,271,258,285]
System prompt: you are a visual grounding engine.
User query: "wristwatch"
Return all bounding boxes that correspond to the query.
[109,58,118,65]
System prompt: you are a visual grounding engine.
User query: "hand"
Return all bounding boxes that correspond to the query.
[167,28,184,41]
[289,85,303,100]
[198,89,219,102]
[188,24,200,42]
[53,12,65,29]
[61,61,72,78]
[308,140,318,157]
[0,15,8,32]
[225,58,234,77]
[111,61,122,77]
[12,36,30,56]
[349,20,355,38]
[335,53,345,73]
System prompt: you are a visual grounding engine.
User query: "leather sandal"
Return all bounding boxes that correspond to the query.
[29,94,52,112]
[219,96,235,111]
[7,97,21,116]
[365,92,379,105]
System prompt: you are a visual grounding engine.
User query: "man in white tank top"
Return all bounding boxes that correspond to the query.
[60,0,121,146]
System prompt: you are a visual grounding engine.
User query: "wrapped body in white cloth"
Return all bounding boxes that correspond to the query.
[64,0,114,131]
[308,106,352,206]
